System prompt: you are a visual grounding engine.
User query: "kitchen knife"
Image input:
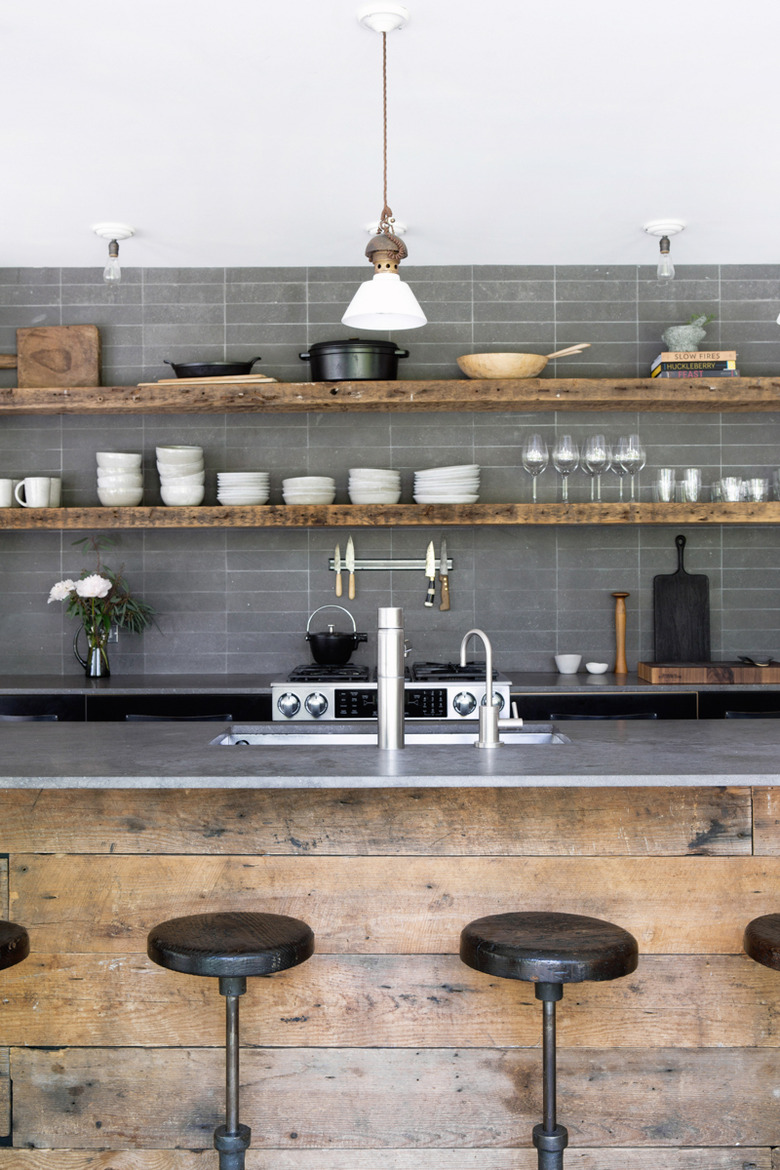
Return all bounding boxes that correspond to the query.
[334,543,342,597]
[439,538,450,610]
[346,536,356,600]
[424,540,436,607]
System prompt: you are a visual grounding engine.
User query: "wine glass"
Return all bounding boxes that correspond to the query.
[521,433,549,502]
[581,434,612,501]
[612,436,631,500]
[620,433,646,500]
[551,434,579,502]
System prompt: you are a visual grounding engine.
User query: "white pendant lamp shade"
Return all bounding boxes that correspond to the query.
[342,271,427,330]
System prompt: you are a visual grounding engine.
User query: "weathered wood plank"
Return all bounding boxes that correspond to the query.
[0,1075,8,1139]
[0,502,779,530]
[0,953,773,1050]
[11,855,778,954]
[0,788,752,856]
[0,1150,768,1169]
[11,1046,780,1148]
[751,788,780,855]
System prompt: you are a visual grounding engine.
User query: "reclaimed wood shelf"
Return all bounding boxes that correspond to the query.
[0,375,779,414]
[3,501,780,530]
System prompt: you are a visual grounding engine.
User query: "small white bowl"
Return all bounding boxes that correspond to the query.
[585,662,609,674]
[157,459,204,475]
[158,470,205,485]
[97,471,143,488]
[96,451,142,470]
[156,445,204,463]
[160,484,205,506]
[554,653,582,674]
[97,487,144,507]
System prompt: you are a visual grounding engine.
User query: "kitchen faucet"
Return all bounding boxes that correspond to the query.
[460,627,523,749]
[377,606,405,749]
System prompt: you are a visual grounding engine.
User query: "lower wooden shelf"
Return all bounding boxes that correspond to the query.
[1,502,779,529]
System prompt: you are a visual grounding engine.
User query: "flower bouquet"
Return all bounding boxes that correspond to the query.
[48,536,155,676]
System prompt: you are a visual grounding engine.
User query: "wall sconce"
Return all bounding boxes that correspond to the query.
[643,220,686,283]
[92,223,135,284]
[342,3,427,331]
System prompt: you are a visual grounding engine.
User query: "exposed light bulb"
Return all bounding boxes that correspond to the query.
[657,236,675,283]
[103,239,121,284]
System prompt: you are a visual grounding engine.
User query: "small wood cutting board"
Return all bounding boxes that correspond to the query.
[16,325,100,387]
[638,661,780,684]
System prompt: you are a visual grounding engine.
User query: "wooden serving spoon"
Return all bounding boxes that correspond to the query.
[544,343,591,359]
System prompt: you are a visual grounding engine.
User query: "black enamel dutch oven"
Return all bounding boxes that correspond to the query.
[164,356,262,378]
[306,605,368,666]
[299,339,409,381]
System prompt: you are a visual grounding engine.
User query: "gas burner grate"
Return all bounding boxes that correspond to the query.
[288,663,370,683]
[411,660,502,682]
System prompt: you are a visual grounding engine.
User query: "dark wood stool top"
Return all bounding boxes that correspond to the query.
[0,921,29,971]
[460,911,638,984]
[147,911,314,979]
[744,914,780,971]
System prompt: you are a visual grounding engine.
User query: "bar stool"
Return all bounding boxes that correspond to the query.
[460,911,638,1170]
[744,913,780,972]
[147,911,314,1170]
[0,921,29,971]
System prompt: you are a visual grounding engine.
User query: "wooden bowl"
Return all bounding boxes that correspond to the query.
[457,352,549,379]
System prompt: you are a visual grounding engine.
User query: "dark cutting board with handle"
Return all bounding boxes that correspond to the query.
[653,534,711,663]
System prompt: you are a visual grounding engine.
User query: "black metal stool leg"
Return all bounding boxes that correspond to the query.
[214,976,251,1170]
[532,982,568,1170]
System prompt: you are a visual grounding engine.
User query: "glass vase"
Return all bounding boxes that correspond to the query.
[73,624,110,677]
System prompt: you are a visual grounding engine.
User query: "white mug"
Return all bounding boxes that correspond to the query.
[0,479,13,507]
[14,476,57,507]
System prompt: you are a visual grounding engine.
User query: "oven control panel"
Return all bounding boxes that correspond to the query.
[271,681,509,721]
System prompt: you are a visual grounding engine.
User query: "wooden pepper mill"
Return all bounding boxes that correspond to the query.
[612,591,630,675]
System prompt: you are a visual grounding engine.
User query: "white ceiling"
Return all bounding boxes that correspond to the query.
[3,0,779,270]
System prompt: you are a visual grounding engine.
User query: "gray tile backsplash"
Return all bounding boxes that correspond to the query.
[0,263,779,677]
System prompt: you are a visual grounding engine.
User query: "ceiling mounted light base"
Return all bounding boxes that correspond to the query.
[357,2,409,32]
[643,219,686,238]
[92,222,135,242]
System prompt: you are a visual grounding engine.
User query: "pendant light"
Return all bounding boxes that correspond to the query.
[92,222,135,284]
[342,3,427,331]
[643,220,686,283]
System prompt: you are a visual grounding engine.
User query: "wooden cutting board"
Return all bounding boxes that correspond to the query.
[638,661,780,684]
[653,533,710,662]
[16,325,101,387]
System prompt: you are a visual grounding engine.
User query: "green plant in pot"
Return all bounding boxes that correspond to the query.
[48,536,155,677]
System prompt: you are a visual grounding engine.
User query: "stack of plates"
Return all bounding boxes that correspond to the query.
[217,472,269,506]
[413,463,480,503]
[282,476,336,504]
[348,467,401,504]
[156,445,205,507]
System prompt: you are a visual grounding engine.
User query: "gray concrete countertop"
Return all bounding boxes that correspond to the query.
[0,718,778,789]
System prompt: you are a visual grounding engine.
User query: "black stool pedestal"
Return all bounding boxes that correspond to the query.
[460,911,638,1170]
[0,921,29,971]
[147,911,314,1170]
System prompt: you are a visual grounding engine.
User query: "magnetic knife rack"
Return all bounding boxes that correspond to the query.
[328,557,454,572]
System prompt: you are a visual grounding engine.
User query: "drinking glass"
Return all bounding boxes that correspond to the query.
[620,433,646,500]
[521,433,549,502]
[745,477,769,502]
[680,467,702,503]
[581,433,612,501]
[654,468,676,502]
[612,436,631,501]
[720,476,743,502]
[551,434,578,502]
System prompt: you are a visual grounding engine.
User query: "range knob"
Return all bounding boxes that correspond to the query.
[305,691,329,719]
[453,690,477,716]
[276,691,301,719]
[481,692,505,711]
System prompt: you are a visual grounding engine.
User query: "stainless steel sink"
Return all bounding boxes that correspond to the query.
[211,723,570,746]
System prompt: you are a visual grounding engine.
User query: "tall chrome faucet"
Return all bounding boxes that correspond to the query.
[377,606,405,750]
[460,627,501,748]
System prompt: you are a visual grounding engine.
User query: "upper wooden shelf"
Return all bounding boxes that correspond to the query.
[1,376,780,414]
[3,502,780,530]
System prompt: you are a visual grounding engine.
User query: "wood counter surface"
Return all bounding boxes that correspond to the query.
[0,721,778,1167]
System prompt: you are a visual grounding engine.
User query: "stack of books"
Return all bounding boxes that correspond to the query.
[650,350,739,378]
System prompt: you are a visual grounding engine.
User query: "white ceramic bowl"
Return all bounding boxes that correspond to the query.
[349,490,402,504]
[158,470,205,485]
[96,472,143,489]
[155,445,204,463]
[96,451,142,471]
[97,487,144,506]
[555,653,582,674]
[160,484,205,507]
[157,459,204,475]
[585,662,609,674]
[282,476,335,489]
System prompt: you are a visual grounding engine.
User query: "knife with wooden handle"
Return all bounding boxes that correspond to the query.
[424,540,436,607]
[439,538,450,610]
[334,543,342,597]
[346,536,356,600]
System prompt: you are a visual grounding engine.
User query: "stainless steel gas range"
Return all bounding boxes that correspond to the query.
[271,661,512,721]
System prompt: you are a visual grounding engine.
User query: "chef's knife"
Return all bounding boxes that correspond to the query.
[346,536,356,600]
[424,540,436,607]
[334,543,342,597]
[439,538,450,611]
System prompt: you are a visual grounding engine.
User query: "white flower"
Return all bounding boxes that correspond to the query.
[75,574,112,600]
[48,579,76,603]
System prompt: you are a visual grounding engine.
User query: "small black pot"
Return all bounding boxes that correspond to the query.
[299,339,409,381]
[305,605,368,666]
[164,357,262,378]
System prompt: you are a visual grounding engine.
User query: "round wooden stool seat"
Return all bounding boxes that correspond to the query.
[147,911,314,979]
[0,921,29,971]
[744,914,780,971]
[460,911,638,984]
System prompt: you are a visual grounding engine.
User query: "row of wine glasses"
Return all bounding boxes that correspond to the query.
[521,434,647,502]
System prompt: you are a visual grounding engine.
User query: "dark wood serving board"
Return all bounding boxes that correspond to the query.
[638,661,780,684]
[16,325,100,387]
[653,534,710,663]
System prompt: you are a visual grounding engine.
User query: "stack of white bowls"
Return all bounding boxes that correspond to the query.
[217,471,270,505]
[156,445,205,506]
[96,451,143,506]
[282,476,336,504]
[413,463,481,503]
[348,467,401,504]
